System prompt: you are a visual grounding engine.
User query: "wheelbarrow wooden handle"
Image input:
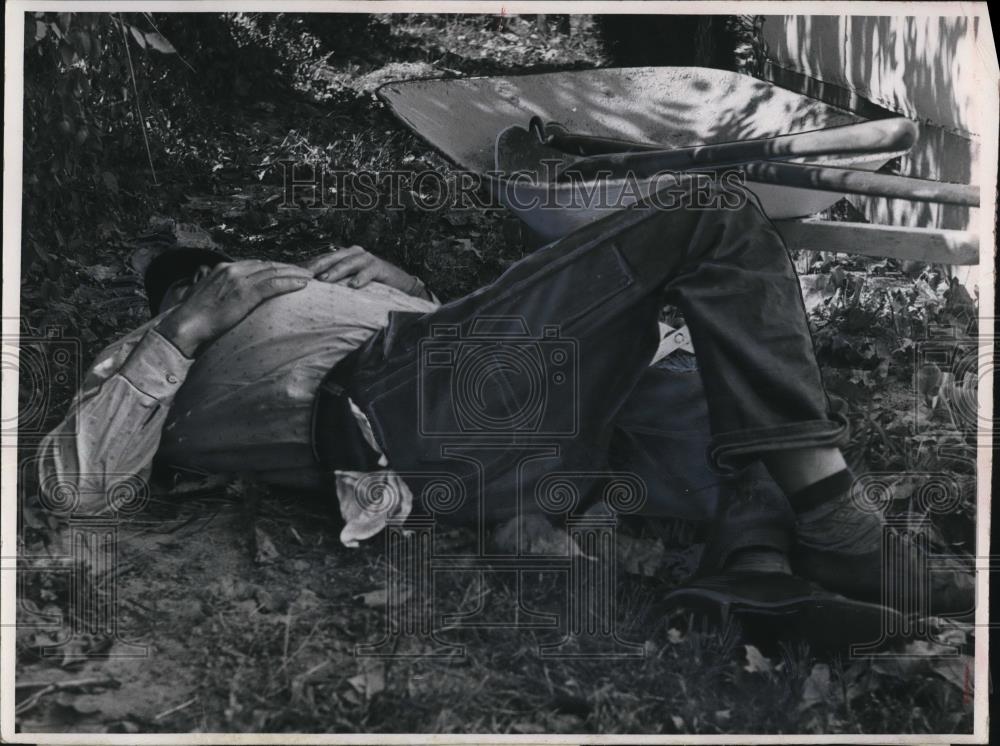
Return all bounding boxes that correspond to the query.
[555,118,918,179]
[774,219,979,265]
[740,161,979,207]
[541,120,977,206]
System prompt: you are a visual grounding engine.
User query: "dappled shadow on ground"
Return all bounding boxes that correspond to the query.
[16,476,974,734]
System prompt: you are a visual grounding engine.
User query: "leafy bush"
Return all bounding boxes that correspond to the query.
[22,11,183,270]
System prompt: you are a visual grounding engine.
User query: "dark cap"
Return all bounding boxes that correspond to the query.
[143,247,232,315]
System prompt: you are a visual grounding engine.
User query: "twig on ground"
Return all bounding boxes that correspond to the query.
[153,695,198,721]
[282,610,293,665]
[15,676,119,715]
[276,620,322,674]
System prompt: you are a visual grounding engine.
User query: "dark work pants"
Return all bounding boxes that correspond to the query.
[342,186,847,526]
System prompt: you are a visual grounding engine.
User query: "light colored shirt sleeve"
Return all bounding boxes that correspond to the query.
[36,326,195,517]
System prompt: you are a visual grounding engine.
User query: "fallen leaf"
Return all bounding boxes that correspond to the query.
[106,720,140,733]
[871,657,921,680]
[291,588,321,611]
[253,525,280,565]
[347,662,385,700]
[872,641,968,687]
[30,632,59,648]
[253,587,278,613]
[144,32,177,54]
[544,712,584,731]
[128,25,147,49]
[492,514,586,557]
[800,273,838,314]
[81,264,118,282]
[55,691,101,714]
[933,618,972,648]
[453,237,482,260]
[355,587,412,607]
[511,721,543,733]
[931,655,973,692]
[799,663,832,711]
[743,644,773,674]
[340,688,361,706]
[903,639,962,657]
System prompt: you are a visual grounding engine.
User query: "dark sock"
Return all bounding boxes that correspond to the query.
[789,470,855,511]
[791,469,883,554]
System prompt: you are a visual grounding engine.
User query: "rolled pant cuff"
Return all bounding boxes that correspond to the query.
[709,416,849,474]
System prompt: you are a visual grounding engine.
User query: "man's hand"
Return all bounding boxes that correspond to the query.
[157,260,312,356]
[301,245,429,299]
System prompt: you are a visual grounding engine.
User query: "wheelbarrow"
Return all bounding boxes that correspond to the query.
[378,67,979,265]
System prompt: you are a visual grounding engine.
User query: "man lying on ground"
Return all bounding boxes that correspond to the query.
[36,180,973,621]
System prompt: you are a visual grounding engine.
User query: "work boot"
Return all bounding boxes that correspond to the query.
[790,470,975,617]
[661,467,901,650]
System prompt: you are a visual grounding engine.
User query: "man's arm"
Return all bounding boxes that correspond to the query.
[36,326,195,516]
[37,260,314,515]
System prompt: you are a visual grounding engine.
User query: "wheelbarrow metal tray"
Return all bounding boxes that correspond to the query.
[378,66,905,233]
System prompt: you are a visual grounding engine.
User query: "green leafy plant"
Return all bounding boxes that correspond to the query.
[22,11,180,270]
